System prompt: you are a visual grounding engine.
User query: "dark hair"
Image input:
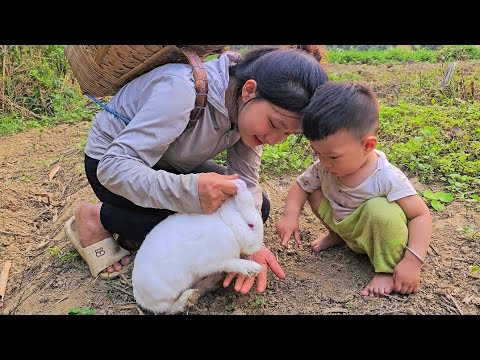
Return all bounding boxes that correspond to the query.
[229,46,329,114]
[302,82,379,141]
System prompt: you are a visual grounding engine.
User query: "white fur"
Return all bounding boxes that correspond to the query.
[132,179,263,314]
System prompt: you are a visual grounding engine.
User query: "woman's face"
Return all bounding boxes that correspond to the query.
[237,80,301,148]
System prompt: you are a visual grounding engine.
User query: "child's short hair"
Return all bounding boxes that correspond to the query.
[302,81,379,141]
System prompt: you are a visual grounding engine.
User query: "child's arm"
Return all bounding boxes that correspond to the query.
[393,194,432,294]
[276,181,309,246]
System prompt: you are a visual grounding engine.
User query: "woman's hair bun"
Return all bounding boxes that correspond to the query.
[283,45,326,62]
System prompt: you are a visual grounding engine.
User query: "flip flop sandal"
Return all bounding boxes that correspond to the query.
[64,216,132,279]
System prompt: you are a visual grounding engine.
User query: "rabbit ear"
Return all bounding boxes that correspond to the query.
[233,178,248,192]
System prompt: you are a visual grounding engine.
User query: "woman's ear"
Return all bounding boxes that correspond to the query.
[241,79,257,101]
[363,135,378,153]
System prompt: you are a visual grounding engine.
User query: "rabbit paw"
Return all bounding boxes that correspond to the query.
[186,288,201,308]
[168,288,201,314]
[240,261,262,277]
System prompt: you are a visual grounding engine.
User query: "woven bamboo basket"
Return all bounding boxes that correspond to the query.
[65,45,226,97]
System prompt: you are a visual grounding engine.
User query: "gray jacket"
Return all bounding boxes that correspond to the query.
[85,52,263,214]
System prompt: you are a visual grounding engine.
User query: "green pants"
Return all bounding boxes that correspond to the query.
[318,197,408,273]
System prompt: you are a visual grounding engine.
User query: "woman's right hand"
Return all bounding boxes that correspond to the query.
[198,172,239,213]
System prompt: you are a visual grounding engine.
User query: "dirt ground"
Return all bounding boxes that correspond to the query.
[1,122,479,315]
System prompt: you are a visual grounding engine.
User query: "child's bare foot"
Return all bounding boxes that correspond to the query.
[310,232,344,254]
[359,273,394,297]
[75,202,131,274]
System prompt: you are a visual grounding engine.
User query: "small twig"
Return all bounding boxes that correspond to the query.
[447,293,463,315]
[136,306,145,315]
[0,229,48,240]
[119,273,131,287]
[429,244,440,255]
[110,284,134,298]
[0,260,12,307]
[449,256,471,262]
[383,293,407,302]
[33,208,50,221]
[439,297,458,314]
[60,177,75,197]
[0,93,41,119]
[382,309,406,315]
[55,296,68,304]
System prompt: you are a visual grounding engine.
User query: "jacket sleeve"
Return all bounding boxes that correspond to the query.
[96,74,204,214]
[226,139,263,211]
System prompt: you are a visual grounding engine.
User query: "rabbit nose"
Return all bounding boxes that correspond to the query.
[248,224,254,228]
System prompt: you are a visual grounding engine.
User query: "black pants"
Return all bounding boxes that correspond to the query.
[84,155,270,245]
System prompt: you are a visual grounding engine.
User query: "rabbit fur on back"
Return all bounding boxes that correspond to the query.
[132,179,264,314]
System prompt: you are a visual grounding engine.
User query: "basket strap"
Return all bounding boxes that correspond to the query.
[181,48,208,129]
[85,48,208,130]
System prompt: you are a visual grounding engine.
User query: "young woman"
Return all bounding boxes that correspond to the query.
[66,45,328,295]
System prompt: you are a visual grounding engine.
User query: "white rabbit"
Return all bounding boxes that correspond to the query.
[132,178,264,314]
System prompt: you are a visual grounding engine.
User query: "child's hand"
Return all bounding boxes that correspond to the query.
[392,257,422,294]
[276,216,301,246]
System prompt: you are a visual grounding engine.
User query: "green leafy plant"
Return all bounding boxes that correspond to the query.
[457,225,479,240]
[225,302,236,312]
[47,246,78,263]
[67,307,95,315]
[251,294,265,308]
[422,189,454,211]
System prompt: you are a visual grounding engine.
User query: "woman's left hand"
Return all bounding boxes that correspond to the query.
[223,246,286,294]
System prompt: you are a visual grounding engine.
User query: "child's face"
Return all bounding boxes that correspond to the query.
[310,129,375,177]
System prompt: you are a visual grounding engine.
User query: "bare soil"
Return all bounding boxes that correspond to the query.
[1,122,479,315]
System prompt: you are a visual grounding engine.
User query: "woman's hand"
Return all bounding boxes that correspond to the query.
[223,246,286,294]
[198,172,239,213]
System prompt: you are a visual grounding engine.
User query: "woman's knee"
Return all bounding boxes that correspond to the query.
[261,190,270,223]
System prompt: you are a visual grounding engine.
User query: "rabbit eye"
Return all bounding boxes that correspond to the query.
[248,224,254,228]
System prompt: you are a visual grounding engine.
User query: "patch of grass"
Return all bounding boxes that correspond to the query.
[0,45,95,137]
[379,102,480,195]
[327,46,480,65]
[457,225,479,240]
[260,135,313,175]
[225,302,236,312]
[67,307,95,315]
[47,246,78,264]
[251,294,265,308]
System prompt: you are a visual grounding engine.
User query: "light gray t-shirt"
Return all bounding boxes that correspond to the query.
[297,150,417,221]
[85,52,263,214]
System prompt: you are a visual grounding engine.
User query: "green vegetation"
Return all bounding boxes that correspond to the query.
[2,45,479,208]
[67,307,95,315]
[0,45,94,136]
[251,294,265,308]
[47,246,78,264]
[327,46,480,65]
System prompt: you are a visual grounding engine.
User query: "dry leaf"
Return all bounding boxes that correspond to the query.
[48,165,61,181]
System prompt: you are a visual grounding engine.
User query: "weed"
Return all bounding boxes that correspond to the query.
[422,189,454,211]
[67,307,95,315]
[225,302,236,312]
[47,246,78,264]
[457,225,479,240]
[251,294,265,308]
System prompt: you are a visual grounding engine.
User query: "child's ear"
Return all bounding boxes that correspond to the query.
[363,135,377,153]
